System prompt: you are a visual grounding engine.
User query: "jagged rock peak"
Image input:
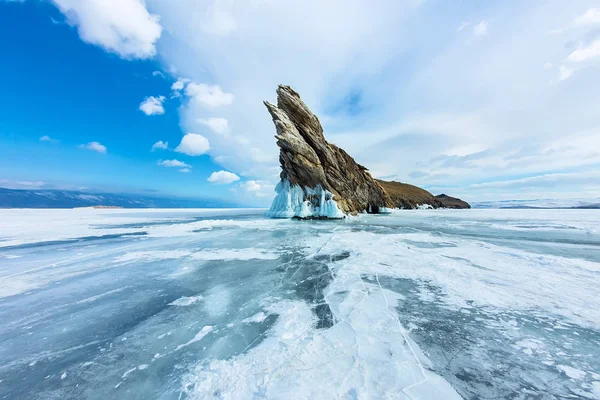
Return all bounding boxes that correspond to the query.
[264,85,390,217]
[264,85,470,218]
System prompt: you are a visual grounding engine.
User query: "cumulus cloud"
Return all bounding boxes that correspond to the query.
[158,159,190,168]
[175,133,210,156]
[185,83,234,107]
[207,170,240,184]
[473,20,488,37]
[39,135,57,142]
[171,78,189,91]
[558,65,574,81]
[54,0,598,201]
[51,0,162,59]
[197,117,229,134]
[567,39,600,63]
[151,140,168,151]
[79,141,107,153]
[232,180,275,199]
[139,95,166,115]
[574,8,600,26]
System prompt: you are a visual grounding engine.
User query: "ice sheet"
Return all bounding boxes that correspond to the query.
[1,208,599,399]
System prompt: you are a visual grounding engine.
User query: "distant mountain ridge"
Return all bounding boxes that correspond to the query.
[472,198,600,209]
[0,188,243,209]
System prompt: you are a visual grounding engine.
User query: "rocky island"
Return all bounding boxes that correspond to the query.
[264,85,470,218]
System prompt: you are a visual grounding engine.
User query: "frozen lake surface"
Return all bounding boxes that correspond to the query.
[0,208,599,399]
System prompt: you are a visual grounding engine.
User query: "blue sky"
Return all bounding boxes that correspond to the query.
[1,0,600,205]
[0,1,235,201]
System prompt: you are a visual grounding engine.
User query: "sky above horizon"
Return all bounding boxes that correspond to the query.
[1,0,599,205]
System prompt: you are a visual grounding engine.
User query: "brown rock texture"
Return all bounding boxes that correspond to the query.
[264,85,470,215]
[435,194,471,209]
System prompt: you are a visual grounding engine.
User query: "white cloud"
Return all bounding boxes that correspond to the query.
[172,81,184,91]
[152,70,165,78]
[202,1,237,36]
[207,170,240,184]
[197,117,229,134]
[185,83,234,107]
[457,21,470,32]
[179,168,191,173]
[567,39,600,63]
[132,1,600,203]
[574,8,600,26]
[79,141,107,153]
[0,179,46,189]
[39,135,56,142]
[171,78,188,91]
[469,170,600,190]
[239,180,261,192]
[473,20,488,37]
[158,159,190,168]
[232,180,275,198]
[51,0,162,59]
[175,133,210,156]
[139,95,166,115]
[151,140,168,151]
[558,65,574,81]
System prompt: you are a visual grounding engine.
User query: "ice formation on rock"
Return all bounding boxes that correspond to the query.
[265,180,345,219]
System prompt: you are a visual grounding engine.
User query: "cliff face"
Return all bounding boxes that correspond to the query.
[264,85,469,218]
[264,85,390,215]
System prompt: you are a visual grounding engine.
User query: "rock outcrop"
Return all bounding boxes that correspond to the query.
[264,85,469,218]
[435,194,471,209]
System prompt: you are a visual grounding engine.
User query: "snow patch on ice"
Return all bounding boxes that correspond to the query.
[189,248,278,261]
[241,311,267,324]
[174,326,214,352]
[557,365,586,380]
[114,250,191,263]
[169,295,203,307]
[76,287,129,304]
[183,291,461,399]
[302,228,600,328]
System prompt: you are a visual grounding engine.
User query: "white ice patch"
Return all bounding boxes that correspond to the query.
[0,208,262,248]
[174,326,214,352]
[189,248,278,261]
[145,219,279,238]
[241,311,267,324]
[513,338,545,355]
[265,180,345,219]
[203,285,231,317]
[169,296,203,307]
[76,287,130,304]
[183,296,461,400]
[114,250,192,263]
[557,365,587,380]
[303,225,600,329]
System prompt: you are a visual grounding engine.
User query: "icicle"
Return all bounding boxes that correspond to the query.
[265,180,345,219]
